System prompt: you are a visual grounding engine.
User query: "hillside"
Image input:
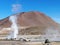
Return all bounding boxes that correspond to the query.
[0,11,59,35]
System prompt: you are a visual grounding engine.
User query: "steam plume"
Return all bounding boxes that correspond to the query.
[12,4,22,13]
[9,15,18,39]
[45,27,60,41]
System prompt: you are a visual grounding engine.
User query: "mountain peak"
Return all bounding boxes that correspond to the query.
[0,11,58,27]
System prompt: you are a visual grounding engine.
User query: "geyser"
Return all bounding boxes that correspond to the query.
[7,1,21,39]
[9,15,18,39]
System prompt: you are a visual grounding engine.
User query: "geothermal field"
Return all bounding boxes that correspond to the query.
[0,0,60,45]
[0,12,60,45]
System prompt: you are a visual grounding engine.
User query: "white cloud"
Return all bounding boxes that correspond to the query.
[12,4,22,13]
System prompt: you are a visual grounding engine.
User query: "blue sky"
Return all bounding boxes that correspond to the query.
[0,0,60,23]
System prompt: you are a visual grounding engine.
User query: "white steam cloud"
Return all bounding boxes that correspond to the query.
[7,3,21,39]
[45,27,60,41]
[12,4,22,13]
[9,15,18,39]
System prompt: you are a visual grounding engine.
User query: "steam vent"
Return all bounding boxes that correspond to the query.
[0,11,60,42]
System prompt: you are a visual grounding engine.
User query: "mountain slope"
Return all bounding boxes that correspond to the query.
[0,11,59,35]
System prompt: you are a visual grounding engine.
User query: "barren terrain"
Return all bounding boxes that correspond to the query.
[0,41,60,45]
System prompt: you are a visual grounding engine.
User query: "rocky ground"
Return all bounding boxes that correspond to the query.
[0,41,60,45]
